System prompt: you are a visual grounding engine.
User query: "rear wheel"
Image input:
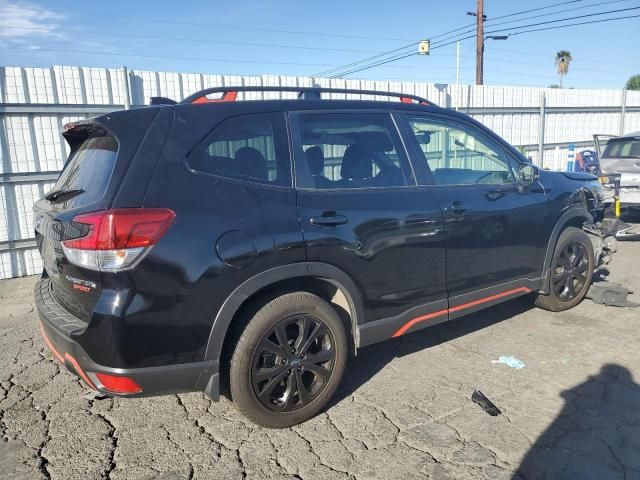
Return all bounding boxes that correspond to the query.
[534,227,594,312]
[229,292,347,428]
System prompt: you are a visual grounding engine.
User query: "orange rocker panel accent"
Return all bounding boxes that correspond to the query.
[392,287,532,338]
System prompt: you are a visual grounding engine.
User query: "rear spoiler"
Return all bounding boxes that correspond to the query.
[150,96,178,106]
[62,120,107,161]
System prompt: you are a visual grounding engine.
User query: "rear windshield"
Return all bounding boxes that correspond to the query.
[51,129,118,207]
[602,138,640,159]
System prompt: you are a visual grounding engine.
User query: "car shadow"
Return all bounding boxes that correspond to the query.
[331,296,534,406]
[512,363,640,479]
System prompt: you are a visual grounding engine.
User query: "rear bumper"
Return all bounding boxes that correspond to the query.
[35,278,220,399]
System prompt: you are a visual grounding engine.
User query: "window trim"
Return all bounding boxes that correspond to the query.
[289,109,418,192]
[399,112,520,188]
[184,111,293,189]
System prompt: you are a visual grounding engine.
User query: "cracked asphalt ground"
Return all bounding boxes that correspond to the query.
[1,241,639,480]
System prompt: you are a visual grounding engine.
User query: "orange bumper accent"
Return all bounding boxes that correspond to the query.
[40,323,97,390]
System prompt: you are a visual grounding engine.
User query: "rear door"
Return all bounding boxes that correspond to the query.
[291,110,448,332]
[399,113,549,314]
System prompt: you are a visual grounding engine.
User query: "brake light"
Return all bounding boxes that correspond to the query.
[62,208,175,271]
[95,373,142,394]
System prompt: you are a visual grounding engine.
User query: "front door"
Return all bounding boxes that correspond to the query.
[290,111,447,334]
[400,113,549,316]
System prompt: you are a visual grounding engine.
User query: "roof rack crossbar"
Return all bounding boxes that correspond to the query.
[180,86,431,105]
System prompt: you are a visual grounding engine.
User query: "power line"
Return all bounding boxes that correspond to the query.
[429,23,476,41]
[0,47,345,68]
[0,46,455,72]
[429,0,634,46]
[0,25,384,54]
[328,10,640,79]
[485,5,640,34]
[4,44,632,86]
[429,0,600,43]
[314,42,418,77]
[431,4,640,48]
[502,12,640,35]
[317,0,617,79]
[329,52,419,78]
[0,4,414,42]
[486,0,588,21]
[485,0,633,28]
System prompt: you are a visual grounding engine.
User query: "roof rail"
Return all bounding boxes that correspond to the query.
[179,86,431,106]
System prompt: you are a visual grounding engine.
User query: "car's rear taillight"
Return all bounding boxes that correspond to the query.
[62,208,175,271]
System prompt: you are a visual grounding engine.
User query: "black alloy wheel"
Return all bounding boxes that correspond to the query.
[251,315,335,412]
[551,240,590,302]
[534,227,595,312]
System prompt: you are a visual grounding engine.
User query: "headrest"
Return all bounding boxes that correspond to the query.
[341,144,373,180]
[305,146,325,175]
[234,147,268,181]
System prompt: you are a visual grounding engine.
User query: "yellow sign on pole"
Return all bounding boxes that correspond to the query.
[418,40,430,55]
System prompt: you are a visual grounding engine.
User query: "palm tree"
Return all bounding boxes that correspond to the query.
[555,50,572,88]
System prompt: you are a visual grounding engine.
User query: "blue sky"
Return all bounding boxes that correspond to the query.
[0,0,638,89]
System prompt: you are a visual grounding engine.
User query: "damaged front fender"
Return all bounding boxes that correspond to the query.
[582,222,616,267]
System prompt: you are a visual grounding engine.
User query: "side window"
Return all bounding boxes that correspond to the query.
[405,116,515,186]
[294,113,413,189]
[188,113,289,186]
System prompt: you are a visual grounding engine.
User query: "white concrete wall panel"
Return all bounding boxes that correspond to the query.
[0,64,636,278]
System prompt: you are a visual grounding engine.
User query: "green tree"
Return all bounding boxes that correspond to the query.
[627,75,640,90]
[555,50,572,88]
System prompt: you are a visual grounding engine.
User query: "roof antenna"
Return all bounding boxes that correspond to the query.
[298,84,322,100]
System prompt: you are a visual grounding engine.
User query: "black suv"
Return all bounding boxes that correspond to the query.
[35,86,609,427]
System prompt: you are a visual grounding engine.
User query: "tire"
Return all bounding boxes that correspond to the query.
[229,292,348,428]
[534,227,594,312]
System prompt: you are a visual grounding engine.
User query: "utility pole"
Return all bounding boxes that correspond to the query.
[476,0,484,85]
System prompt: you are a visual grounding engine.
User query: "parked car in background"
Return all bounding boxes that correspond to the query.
[595,132,640,211]
[34,86,612,427]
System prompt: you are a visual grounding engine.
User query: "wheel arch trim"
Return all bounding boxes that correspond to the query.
[203,262,365,363]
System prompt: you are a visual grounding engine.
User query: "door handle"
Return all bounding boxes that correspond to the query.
[445,201,466,216]
[310,212,349,227]
[486,189,507,201]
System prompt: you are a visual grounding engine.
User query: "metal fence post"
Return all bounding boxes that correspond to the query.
[122,66,131,110]
[619,89,627,136]
[537,91,546,167]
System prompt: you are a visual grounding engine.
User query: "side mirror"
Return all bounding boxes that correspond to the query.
[518,163,539,186]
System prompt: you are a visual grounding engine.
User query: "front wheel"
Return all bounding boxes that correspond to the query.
[229,292,347,428]
[534,227,594,312]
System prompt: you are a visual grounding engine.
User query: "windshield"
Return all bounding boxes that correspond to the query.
[50,129,118,208]
[602,138,640,159]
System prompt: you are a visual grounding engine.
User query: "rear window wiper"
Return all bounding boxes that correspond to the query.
[45,188,85,203]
